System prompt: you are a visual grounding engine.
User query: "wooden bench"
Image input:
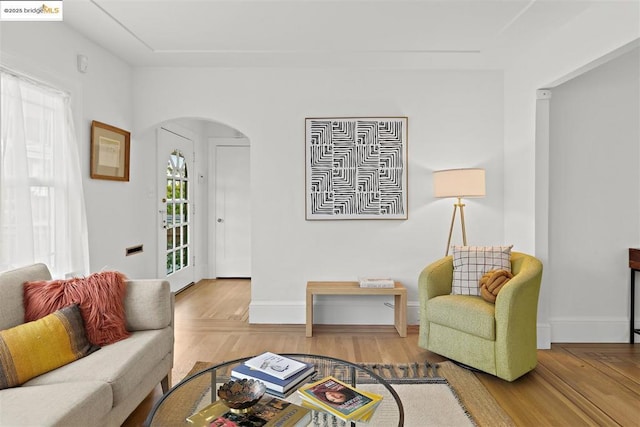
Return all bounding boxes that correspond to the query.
[305,281,407,337]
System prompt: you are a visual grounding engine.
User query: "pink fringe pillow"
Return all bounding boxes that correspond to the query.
[24,271,130,346]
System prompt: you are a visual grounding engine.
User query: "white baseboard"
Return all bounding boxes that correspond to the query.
[248,302,629,345]
[537,323,551,349]
[549,317,632,343]
[249,301,306,324]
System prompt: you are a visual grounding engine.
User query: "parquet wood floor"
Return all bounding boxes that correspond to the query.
[123,279,640,426]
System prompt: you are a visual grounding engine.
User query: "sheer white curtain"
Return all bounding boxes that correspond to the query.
[0,70,90,277]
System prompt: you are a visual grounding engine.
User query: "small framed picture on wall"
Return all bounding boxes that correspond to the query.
[90,120,130,181]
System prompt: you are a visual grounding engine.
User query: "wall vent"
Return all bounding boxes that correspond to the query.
[125,245,143,256]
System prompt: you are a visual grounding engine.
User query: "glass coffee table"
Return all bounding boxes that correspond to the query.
[145,353,404,426]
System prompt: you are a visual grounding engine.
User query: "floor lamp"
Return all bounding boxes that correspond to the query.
[433,168,486,256]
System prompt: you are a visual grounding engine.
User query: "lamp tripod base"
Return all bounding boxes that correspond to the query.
[445,198,467,256]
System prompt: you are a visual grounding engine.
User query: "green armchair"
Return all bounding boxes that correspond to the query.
[418,251,543,381]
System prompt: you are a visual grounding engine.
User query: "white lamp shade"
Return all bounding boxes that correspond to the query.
[433,168,486,198]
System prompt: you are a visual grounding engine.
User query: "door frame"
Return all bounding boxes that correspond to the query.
[208,136,251,278]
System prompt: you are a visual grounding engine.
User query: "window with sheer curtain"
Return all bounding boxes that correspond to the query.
[0,69,90,278]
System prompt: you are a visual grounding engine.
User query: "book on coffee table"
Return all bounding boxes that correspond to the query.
[244,352,309,380]
[297,376,383,422]
[186,395,311,427]
[231,361,316,395]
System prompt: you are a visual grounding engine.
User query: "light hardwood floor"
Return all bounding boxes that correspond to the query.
[124,279,640,426]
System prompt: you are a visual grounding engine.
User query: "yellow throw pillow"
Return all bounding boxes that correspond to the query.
[0,304,95,389]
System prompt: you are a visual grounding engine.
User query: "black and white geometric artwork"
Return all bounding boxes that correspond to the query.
[305,117,408,220]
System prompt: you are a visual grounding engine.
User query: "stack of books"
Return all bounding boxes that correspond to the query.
[187,395,311,427]
[231,352,316,397]
[358,277,395,288]
[297,376,383,423]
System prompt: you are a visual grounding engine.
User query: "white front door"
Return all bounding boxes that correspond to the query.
[215,144,251,277]
[157,128,195,292]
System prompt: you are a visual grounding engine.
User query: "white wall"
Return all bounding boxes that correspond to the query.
[548,48,639,342]
[504,2,640,254]
[0,22,155,279]
[0,23,213,284]
[133,67,505,325]
[502,2,639,346]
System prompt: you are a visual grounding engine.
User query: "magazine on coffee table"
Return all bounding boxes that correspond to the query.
[186,395,311,427]
[297,376,383,422]
[244,352,308,380]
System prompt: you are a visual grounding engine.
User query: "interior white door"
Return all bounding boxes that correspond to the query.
[157,128,195,292]
[215,144,251,277]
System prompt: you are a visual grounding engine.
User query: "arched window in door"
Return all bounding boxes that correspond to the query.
[165,149,189,275]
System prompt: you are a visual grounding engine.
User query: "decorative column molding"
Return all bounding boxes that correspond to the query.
[535,87,552,349]
[537,89,552,99]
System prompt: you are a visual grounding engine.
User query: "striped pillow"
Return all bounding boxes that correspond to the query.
[0,304,94,389]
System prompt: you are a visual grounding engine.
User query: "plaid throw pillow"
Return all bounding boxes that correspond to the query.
[452,245,513,296]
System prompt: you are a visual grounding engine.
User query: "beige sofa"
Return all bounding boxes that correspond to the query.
[0,263,174,426]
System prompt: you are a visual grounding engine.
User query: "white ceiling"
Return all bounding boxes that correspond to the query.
[62,0,594,68]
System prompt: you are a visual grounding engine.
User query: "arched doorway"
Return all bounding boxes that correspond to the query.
[154,118,251,288]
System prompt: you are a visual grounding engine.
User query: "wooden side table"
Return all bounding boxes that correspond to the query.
[306,281,407,338]
[629,249,640,344]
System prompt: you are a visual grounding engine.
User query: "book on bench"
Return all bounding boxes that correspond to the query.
[358,277,395,288]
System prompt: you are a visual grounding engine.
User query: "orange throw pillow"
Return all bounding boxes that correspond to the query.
[24,271,130,346]
[479,269,513,303]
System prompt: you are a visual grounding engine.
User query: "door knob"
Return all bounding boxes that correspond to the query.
[217,218,223,223]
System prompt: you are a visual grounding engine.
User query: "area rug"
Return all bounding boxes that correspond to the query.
[153,361,514,426]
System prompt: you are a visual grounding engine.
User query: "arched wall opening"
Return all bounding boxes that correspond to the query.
[137,116,251,288]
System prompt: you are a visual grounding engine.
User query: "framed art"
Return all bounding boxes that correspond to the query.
[305,117,408,220]
[90,120,130,181]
